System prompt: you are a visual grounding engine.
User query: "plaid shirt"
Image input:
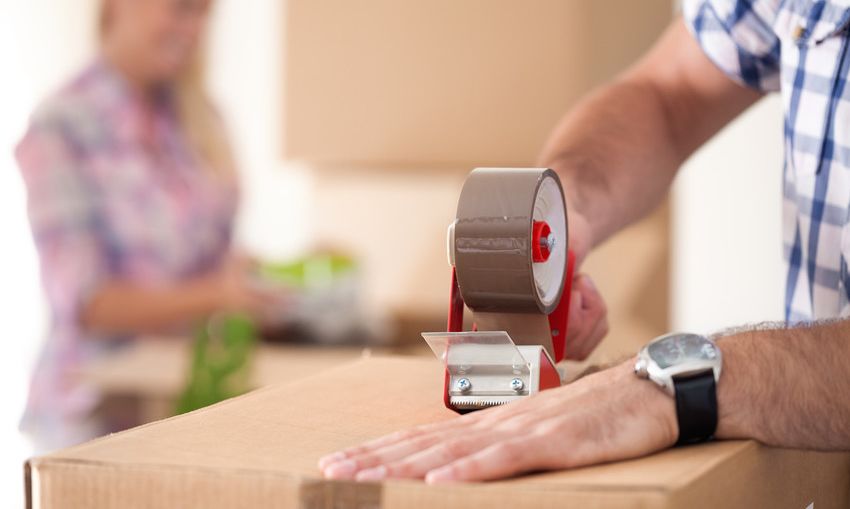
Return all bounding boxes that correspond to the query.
[685,0,850,322]
[15,60,237,445]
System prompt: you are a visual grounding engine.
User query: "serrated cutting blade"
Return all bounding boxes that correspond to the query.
[449,396,519,409]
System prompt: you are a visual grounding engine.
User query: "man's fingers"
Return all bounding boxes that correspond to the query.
[354,433,504,481]
[578,275,606,316]
[425,435,551,483]
[565,285,585,339]
[577,313,609,361]
[319,414,483,475]
[319,428,425,471]
[564,274,608,360]
[324,432,445,479]
[320,427,427,467]
[332,411,519,480]
[571,304,609,361]
[572,318,608,361]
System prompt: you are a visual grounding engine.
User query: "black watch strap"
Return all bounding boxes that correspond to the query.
[673,370,717,445]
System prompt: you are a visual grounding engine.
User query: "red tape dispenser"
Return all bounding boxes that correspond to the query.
[422,168,575,412]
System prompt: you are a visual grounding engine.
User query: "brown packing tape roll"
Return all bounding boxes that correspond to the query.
[453,168,568,359]
[453,168,567,314]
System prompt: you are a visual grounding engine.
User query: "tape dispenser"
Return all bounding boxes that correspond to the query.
[422,168,575,412]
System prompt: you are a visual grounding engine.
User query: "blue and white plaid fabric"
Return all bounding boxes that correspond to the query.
[684,0,850,322]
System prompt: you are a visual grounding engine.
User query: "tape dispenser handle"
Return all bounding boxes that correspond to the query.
[448,267,465,333]
[548,249,575,363]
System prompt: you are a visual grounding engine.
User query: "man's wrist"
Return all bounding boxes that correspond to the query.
[713,334,755,440]
[616,359,679,447]
[621,332,756,445]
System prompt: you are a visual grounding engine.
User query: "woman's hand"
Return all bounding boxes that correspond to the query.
[208,254,286,323]
[318,360,677,483]
[563,209,608,360]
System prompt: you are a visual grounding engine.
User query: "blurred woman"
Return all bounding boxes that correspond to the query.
[15,0,274,451]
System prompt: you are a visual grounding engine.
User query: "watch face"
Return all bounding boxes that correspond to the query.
[647,333,717,369]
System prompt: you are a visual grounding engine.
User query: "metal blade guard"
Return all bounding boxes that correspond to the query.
[422,331,562,411]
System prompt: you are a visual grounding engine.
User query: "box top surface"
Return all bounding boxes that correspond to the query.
[32,355,753,494]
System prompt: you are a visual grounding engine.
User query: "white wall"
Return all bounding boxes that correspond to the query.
[205,0,311,261]
[0,1,98,505]
[672,96,785,333]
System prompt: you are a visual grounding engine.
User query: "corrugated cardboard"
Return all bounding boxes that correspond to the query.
[27,356,850,508]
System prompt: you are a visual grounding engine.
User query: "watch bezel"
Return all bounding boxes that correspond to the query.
[635,332,722,396]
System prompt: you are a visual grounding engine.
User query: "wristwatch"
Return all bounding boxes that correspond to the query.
[634,332,722,445]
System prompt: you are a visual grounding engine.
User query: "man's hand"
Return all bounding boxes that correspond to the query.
[564,274,607,360]
[319,319,850,484]
[318,360,677,483]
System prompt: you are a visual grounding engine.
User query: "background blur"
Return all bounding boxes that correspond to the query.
[1,0,783,504]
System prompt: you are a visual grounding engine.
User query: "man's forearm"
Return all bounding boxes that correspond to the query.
[539,78,683,247]
[538,20,760,248]
[716,321,850,450]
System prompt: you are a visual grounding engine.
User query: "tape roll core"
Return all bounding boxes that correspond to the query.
[453,168,568,315]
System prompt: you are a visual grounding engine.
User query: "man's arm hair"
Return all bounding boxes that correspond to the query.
[538,18,762,248]
[716,321,850,450]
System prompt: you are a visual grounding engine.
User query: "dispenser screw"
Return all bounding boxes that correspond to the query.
[456,378,472,392]
[510,378,524,392]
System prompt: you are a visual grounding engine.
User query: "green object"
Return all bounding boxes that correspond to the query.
[175,313,257,415]
[258,253,356,289]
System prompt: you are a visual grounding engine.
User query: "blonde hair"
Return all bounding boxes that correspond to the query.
[98,1,236,177]
[173,57,236,177]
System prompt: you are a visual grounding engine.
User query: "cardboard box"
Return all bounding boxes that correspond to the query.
[27,356,850,508]
[283,0,672,167]
[74,337,430,426]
